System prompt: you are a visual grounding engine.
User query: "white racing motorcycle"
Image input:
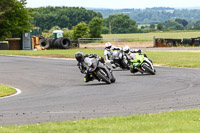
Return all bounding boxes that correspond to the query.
[110,50,130,70]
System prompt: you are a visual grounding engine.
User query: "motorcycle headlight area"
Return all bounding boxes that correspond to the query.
[130,53,137,60]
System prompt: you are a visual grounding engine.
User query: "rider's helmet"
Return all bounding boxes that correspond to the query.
[75,52,84,62]
[123,46,130,54]
[105,42,112,51]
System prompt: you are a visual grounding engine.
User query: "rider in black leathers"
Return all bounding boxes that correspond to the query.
[75,52,102,82]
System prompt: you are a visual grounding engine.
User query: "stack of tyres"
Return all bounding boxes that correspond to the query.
[45,38,56,48]
[182,38,192,46]
[50,38,57,48]
[194,38,200,46]
[39,38,49,49]
[39,37,72,49]
[54,37,72,49]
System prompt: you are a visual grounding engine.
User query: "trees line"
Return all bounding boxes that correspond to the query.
[93,7,200,24]
[0,0,32,40]
[1,1,200,41]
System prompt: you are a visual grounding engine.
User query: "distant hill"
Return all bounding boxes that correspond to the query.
[89,7,200,24]
[186,7,200,9]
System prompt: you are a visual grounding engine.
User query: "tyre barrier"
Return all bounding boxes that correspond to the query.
[155,38,200,47]
[39,38,50,49]
[39,37,72,49]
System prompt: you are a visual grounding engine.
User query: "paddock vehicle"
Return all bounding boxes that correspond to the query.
[84,57,116,84]
[129,52,156,75]
[111,50,130,70]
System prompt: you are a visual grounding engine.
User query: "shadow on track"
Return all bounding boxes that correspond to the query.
[122,73,157,76]
[79,82,112,86]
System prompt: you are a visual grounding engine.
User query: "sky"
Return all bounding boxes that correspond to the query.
[26,0,200,9]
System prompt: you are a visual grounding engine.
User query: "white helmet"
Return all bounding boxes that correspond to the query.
[123,46,130,53]
[105,42,112,50]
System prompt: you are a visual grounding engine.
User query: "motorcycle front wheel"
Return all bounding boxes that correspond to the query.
[110,72,116,83]
[142,64,155,75]
[96,70,111,84]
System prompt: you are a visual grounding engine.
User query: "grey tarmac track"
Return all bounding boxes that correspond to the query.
[0,55,200,125]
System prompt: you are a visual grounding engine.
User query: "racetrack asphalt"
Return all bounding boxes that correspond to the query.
[0,55,200,125]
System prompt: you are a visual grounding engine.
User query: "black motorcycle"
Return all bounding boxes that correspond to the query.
[84,57,116,84]
[111,50,130,70]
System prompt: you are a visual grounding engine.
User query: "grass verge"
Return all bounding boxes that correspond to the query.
[0,49,200,68]
[145,51,200,68]
[0,84,16,97]
[1,109,200,133]
[0,49,103,58]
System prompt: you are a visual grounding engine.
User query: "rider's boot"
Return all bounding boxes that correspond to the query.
[84,73,93,82]
[130,68,139,74]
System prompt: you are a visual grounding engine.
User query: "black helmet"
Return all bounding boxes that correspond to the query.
[75,52,84,62]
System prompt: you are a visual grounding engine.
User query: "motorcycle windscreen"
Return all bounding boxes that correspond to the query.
[84,57,92,67]
[130,53,138,60]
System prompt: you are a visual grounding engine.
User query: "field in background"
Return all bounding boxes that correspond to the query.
[102,31,200,39]
[79,31,200,48]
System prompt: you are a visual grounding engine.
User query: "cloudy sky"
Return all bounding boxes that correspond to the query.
[26,0,200,9]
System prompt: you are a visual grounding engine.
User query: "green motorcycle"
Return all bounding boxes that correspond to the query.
[129,52,156,75]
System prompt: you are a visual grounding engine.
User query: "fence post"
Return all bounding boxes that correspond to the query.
[153,36,156,47]
[77,38,80,48]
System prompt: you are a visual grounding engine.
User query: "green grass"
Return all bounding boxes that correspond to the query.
[145,51,200,68]
[102,31,200,39]
[0,84,16,97]
[0,49,104,58]
[0,49,200,68]
[80,31,200,43]
[1,109,200,133]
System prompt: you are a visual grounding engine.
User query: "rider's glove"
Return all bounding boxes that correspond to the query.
[84,54,89,57]
[80,69,86,74]
[93,54,98,58]
[138,50,142,54]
